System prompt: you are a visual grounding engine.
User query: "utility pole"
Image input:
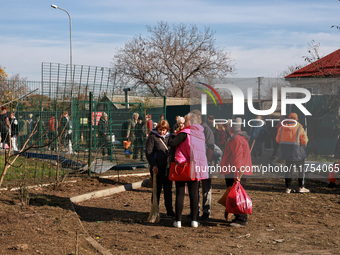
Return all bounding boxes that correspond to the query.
[258,77,262,110]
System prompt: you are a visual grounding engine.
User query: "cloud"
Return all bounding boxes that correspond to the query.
[0,36,120,81]
[1,0,339,81]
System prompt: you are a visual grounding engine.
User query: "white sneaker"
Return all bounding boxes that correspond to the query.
[191,221,200,228]
[298,187,310,193]
[173,221,181,228]
[285,188,291,194]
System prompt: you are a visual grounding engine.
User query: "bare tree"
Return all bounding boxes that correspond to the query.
[0,74,29,107]
[112,22,233,97]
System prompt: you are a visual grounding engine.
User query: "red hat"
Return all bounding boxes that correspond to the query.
[289,113,298,120]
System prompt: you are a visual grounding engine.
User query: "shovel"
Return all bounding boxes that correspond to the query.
[147,173,160,223]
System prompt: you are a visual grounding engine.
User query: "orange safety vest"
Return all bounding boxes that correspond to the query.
[276,122,308,161]
[276,122,308,146]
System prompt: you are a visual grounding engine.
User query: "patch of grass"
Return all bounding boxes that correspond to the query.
[0,155,63,184]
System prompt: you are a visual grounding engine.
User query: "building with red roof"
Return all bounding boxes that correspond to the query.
[285,48,340,95]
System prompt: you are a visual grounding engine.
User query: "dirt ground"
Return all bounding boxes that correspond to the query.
[0,171,339,255]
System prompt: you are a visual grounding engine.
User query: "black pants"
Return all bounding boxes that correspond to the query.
[48,131,56,150]
[175,180,199,221]
[151,168,173,214]
[199,178,212,216]
[272,136,279,157]
[225,173,248,223]
[133,139,144,159]
[252,137,265,157]
[285,160,305,188]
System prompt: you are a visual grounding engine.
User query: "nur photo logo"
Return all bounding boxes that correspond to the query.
[198,83,312,117]
[197,82,222,115]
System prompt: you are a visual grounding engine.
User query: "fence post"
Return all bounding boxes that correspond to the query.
[163,96,167,119]
[110,123,114,163]
[54,101,58,152]
[93,100,97,153]
[17,103,20,149]
[88,92,93,176]
[72,97,79,152]
[39,100,43,153]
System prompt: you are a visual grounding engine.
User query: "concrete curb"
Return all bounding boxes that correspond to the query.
[69,178,149,254]
[99,172,150,179]
[70,179,148,203]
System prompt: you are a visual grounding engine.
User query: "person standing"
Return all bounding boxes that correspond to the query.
[18,115,28,149]
[207,115,220,147]
[25,113,34,146]
[145,120,174,218]
[216,123,227,153]
[145,114,153,137]
[32,115,43,143]
[134,117,145,161]
[59,111,73,154]
[9,112,19,151]
[27,113,34,134]
[191,110,215,221]
[98,112,111,156]
[169,112,209,228]
[0,106,10,149]
[47,115,59,151]
[160,113,165,122]
[249,116,267,158]
[276,112,309,193]
[126,112,139,156]
[173,116,185,134]
[221,118,252,227]
[172,115,180,133]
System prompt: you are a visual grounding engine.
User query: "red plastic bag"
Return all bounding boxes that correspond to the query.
[226,182,252,214]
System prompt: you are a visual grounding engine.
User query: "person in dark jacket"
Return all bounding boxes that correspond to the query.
[133,117,145,160]
[59,111,73,153]
[98,112,111,156]
[0,106,10,149]
[249,116,268,158]
[207,115,220,146]
[145,120,174,218]
[191,110,215,221]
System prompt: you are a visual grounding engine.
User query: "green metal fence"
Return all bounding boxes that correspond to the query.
[0,93,166,187]
[291,95,340,155]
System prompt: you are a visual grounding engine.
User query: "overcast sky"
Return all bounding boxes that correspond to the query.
[1,0,340,81]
